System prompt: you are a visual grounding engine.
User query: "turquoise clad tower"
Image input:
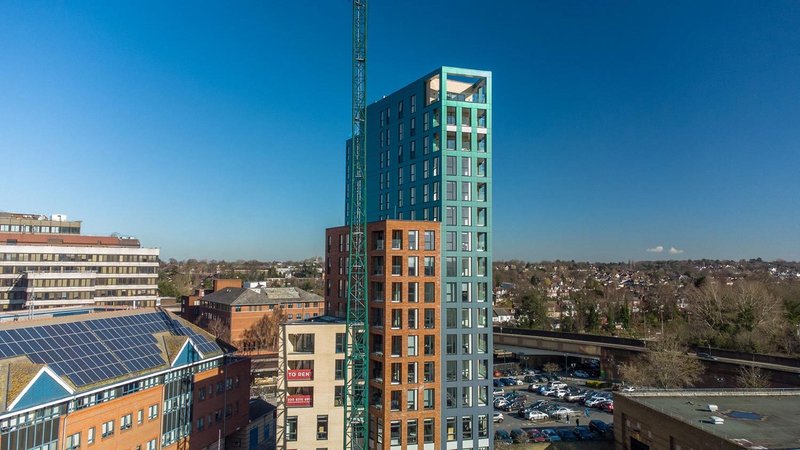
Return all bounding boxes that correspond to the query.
[353,67,494,450]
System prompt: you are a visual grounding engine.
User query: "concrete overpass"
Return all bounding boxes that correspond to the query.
[494,327,800,387]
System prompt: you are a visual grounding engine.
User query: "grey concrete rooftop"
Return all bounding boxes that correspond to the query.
[624,389,800,449]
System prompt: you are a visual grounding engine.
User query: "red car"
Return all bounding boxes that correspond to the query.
[526,429,548,443]
[600,400,614,412]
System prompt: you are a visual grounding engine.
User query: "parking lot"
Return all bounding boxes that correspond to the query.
[493,380,615,444]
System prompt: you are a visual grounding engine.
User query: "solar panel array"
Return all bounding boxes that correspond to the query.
[0,312,221,387]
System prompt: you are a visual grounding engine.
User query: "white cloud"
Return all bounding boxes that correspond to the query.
[646,246,664,253]
[669,247,684,255]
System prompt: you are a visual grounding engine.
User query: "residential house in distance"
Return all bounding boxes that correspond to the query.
[0,212,159,311]
[0,308,250,450]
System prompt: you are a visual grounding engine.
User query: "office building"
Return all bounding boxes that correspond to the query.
[614,389,800,449]
[0,213,159,310]
[342,67,494,449]
[276,316,348,450]
[0,308,250,450]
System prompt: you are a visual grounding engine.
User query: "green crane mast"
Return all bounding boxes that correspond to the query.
[344,1,369,449]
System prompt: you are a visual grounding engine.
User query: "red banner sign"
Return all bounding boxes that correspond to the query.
[287,395,313,408]
[287,369,313,381]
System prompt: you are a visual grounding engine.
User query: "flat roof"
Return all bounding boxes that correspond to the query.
[623,390,800,448]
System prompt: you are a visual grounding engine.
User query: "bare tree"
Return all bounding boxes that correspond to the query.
[736,365,770,388]
[620,339,704,389]
[542,362,561,376]
[240,308,285,351]
[207,317,231,343]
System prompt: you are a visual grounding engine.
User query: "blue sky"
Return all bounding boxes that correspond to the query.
[1,1,798,262]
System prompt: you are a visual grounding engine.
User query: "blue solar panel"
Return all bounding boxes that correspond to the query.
[0,311,221,387]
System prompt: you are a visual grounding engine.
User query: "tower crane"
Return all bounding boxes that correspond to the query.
[344,1,369,449]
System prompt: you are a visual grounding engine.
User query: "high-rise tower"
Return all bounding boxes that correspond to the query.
[339,67,493,450]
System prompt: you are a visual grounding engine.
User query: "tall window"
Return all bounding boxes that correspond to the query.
[317,416,328,440]
[102,420,114,438]
[424,419,434,443]
[65,433,80,450]
[424,230,435,250]
[407,257,418,276]
[287,417,298,441]
[408,230,418,250]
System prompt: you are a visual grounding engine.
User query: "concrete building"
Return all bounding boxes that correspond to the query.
[276,316,348,450]
[0,308,250,450]
[343,66,494,449]
[0,213,159,310]
[326,220,447,450]
[614,389,800,450]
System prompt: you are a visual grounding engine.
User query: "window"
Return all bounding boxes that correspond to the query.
[423,111,429,131]
[462,282,472,302]
[478,359,489,380]
[477,333,488,353]
[462,360,472,381]
[445,206,456,226]
[197,417,205,431]
[407,335,418,356]
[424,256,435,276]
[407,256,417,276]
[462,206,472,226]
[391,309,402,329]
[146,440,156,450]
[148,404,158,420]
[87,428,95,445]
[462,416,473,439]
[446,257,457,277]
[477,308,488,327]
[66,433,80,450]
[390,421,402,446]
[317,415,328,440]
[335,333,345,353]
[462,181,471,201]
[445,282,456,302]
[446,308,457,329]
[424,308,435,328]
[446,156,457,175]
[391,391,402,411]
[391,362,401,383]
[424,335,435,355]
[404,389,417,412]
[120,413,132,430]
[398,167,404,186]
[335,385,344,407]
[408,308,418,329]
[287,417,298,441]
[423,160,429,179]
[446,334,457,354]
[462,156,471,176]
[391,336,402,356]
[446,361,457,382]
[462,333,472,354]
[446,181,456,200]
[424,230,435,250]
[410,140,416,159]
[424,282,435,302]
[408,230,418,250]
[462,308,472,327]
[410,94,417,113]
[102,420,114,438]
[423,388,435,409]
[447,417,457,441]
[477,257,487,277]
[408,282,418,302]
[335,359,345,380]
[478,414,489,438]
[424,361,435,382]
[407,419,418,444]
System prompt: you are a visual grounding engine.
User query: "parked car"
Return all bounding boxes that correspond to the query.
[527,429,548,443]
[565,391,587,402]
[573,426,598,440]
[494,429,513,444]
[492,388,505,396]
[528,382,544,392]
[493,412,504,423]
[527,410,549,421]
[541,428,561,442]
[600,401,614,412]
[556,429,578,441]
[589,419,612,435]
[549,407,574,419]
[510,428,529,443]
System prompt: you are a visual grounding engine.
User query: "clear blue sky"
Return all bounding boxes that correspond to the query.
[1,1,798,262]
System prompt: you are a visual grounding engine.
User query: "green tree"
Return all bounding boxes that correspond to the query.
[514,291,548,329]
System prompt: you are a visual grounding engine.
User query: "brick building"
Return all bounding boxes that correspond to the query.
[326,220,445,449]
[0,308,250,450]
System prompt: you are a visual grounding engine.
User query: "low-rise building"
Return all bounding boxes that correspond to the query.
[228,398,276,450]
[277,316,347,450]
[614,389,800,450]
[0,308,250,450]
